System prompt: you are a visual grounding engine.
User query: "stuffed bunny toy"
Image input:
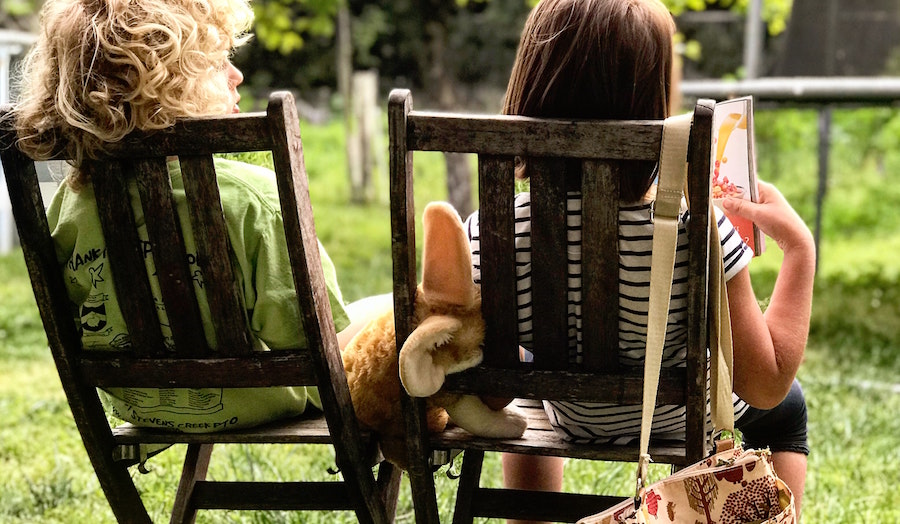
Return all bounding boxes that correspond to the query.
[340,201,527,468]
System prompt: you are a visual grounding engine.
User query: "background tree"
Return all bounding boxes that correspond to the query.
[0,0,41,31]
[342,0,531,212]
[1,0,796,209]
[669,0,794,79]
[775,0,900,77]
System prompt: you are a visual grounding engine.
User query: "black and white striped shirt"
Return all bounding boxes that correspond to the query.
[464,192,754,442]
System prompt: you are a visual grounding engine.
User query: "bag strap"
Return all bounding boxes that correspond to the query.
[708,210,736,437]
[635,112,736,500]
[635,112,691,494]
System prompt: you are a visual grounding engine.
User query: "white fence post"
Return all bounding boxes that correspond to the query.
[0,30,36,255]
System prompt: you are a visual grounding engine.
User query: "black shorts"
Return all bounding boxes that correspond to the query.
[736,379,809,455]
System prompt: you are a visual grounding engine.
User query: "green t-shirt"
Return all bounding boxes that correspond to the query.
[47,158,349,432]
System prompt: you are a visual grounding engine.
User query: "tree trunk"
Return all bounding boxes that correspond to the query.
[337,5,369,204]
[426,21,473,217]
[350,70,381,204]
[775,0,900,76]
[444,153,473,218]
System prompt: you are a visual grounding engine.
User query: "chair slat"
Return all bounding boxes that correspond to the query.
[441,366,686,404]
[388,88,442,522]
[528,157,570,371]
[684,101,715,461]
[267,100,330,374]
[268,94,395,521]
[477,155,519,368]
[91,161,168,356]
[191,481,360,511]
[179,155,254,355]
[580,160,621,372]
[407,112,663,159]
[79,352,317,387]
[134,157,208,356]
[30,114,277,161]
[389,91,417,341]
[112,416,348,445]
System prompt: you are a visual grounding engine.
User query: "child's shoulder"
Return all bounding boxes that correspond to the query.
[213,157,279,200]
[213,157,276,186]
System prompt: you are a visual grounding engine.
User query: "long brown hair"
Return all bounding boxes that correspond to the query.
[504,0,676,202]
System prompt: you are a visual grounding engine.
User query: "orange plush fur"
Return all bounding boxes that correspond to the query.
[341,202,526,468]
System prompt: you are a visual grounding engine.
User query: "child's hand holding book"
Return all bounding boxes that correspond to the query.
[712,97,765,255]
[722,181,815,257]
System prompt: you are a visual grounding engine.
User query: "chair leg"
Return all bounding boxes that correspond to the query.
[376,461,402,522]
[405,445,443,524]
[68,395,154,523]
[169,443,213,524]
[92,452,154,524]
[401,396,441,524]
[451,450,485,524]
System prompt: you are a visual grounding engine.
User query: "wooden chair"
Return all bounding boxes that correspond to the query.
[1,92,400,524]
[388,88,716,523]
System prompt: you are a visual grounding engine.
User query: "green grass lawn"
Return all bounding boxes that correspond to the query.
[2,109,900,523]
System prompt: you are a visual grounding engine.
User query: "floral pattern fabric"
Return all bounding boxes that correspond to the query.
[579,445,795,524]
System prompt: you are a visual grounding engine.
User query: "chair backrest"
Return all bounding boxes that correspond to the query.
[0,91,360,462]
[389,88,716,460]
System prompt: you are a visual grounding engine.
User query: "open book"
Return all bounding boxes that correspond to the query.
[712,96,765,256]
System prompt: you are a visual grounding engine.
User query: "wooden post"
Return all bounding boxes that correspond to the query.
[815,106,831,273]
[348,70,381,204]
[0,32,36,254]
[335,5,366,204]
[743,0,763,79]
[425,20,473,217]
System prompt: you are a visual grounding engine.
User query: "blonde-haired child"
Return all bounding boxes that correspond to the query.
[13,0,351,432]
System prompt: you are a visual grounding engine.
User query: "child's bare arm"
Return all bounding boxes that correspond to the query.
[722,181,816,408]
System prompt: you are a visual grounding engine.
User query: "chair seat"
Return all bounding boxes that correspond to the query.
[112,413,373,446]
[431,399,691,466]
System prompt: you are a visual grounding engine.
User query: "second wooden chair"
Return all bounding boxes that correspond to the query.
[388,87,716,523]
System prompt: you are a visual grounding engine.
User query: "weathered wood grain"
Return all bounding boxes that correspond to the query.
[1,93,399,524]
[388,88,716,523]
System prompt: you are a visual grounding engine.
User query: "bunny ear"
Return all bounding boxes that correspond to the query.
[422,202,476,307]
[399,314,462,397]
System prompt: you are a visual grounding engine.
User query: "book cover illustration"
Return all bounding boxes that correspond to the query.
[711,96,765,256]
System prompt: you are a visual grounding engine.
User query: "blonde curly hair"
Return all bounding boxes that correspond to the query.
[13,0,253,183]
